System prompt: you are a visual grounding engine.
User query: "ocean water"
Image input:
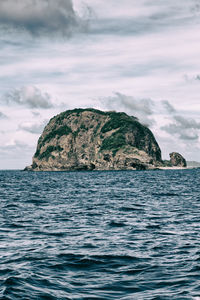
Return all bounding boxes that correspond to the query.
[0,169,200,300]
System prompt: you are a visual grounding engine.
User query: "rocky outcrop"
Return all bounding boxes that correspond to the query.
[169,152,187,167]
[26,108,163,171]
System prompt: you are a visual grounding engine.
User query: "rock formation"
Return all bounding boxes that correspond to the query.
[26,108,163,171]
[169,152,187,167]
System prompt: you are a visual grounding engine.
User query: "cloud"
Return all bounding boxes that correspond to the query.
[19,120,48,134]
[0,139,33,157]
[32,111,41,117]
[162,100,176,113]
[191,0,200,15]
[0,139,33,165]
[100,91,200,142]
[179,132,199,140]
[174,115,200,129]
[2,139,29,149]
[88,0,199,37]
[100,92,154,126]
[0,111,8,119]
[0,0,86,37]
[196,75,200,80]
[161,115,200,141]
[4,86,53,109]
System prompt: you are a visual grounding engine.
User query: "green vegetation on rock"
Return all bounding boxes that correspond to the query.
[100,130,126,155]
[36,145,63,160]
[162,160,172,167]
[41,125,72,145]
[93,122,101,135]
[80,123,87,130]
[50,108,107,124]
[101,112,134,133]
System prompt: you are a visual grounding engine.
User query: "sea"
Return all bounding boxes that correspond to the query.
[0,169,200,300]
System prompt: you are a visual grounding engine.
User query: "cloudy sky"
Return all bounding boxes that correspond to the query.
[0,0,200,169]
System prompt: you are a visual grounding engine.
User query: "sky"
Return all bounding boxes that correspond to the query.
[0,0,200,169]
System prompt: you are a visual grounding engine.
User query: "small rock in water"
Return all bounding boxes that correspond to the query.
[169,152,187,167]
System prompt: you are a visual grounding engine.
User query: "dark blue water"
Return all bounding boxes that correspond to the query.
[0,169,200,300]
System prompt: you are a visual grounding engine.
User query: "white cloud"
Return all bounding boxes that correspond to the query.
[18,119,48,134]
[4,86,54,109]
[0,139,34,169]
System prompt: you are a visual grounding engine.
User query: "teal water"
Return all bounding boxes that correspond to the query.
[0,169,200,299]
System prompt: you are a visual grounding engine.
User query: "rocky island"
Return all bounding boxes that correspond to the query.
[169,152,187,167]
[25,108,186,171]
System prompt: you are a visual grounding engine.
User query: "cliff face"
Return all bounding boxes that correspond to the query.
[27,108,162,171]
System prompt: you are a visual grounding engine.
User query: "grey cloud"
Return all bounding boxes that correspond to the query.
[102,92,200,141]
[196,75,200,80]
[101,92,155,126]
[19,120,47,134]
[174,115,200,129]
[0,0,86,37]
[162,100,176,113]
[191,0,200,14]
[162,123,198,140]
[179,132,199,140]
[90,1,198,36]
[32,111,41,117]
[4,86,53,109]
[0,111,8,119]
[183,74,200,82]
[161,114,200,141]
[91,16,171,36]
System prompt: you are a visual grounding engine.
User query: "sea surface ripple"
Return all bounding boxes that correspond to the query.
[0,169,200,299]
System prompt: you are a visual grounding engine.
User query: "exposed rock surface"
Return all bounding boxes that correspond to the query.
[26,108,163,171]
[169,152,187,167]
